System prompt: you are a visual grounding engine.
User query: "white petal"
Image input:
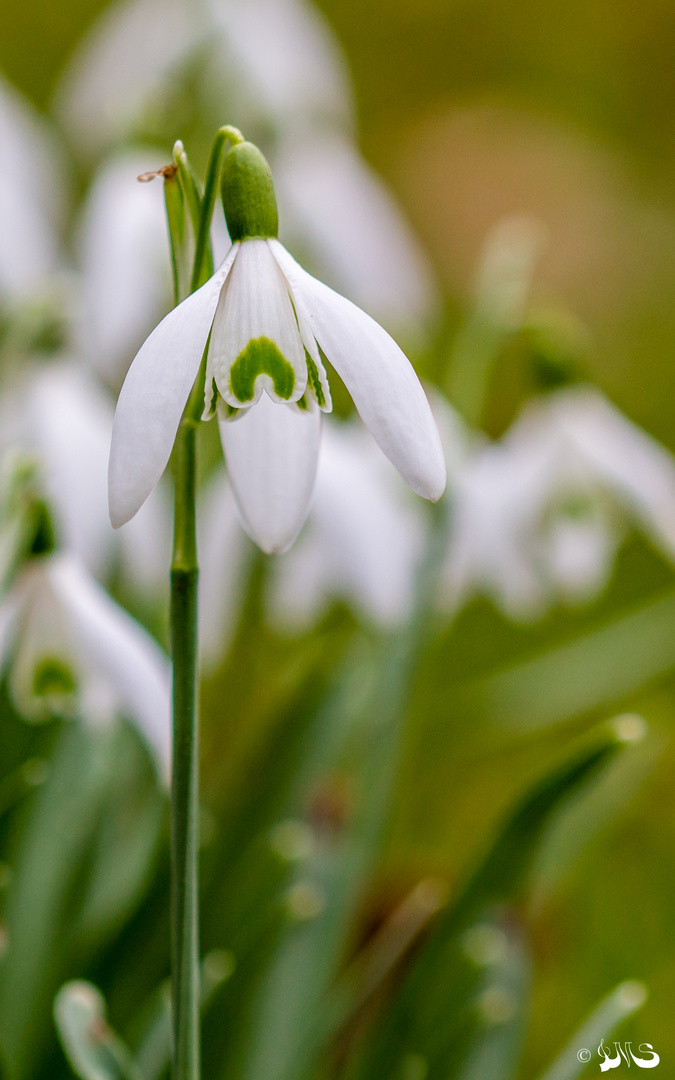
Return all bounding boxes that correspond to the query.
[108,246,238,528]
[198,468,252,668]
[269,240,446,501]
[218,394,321,553]
[48,554,171,781]
[209,239,306,407]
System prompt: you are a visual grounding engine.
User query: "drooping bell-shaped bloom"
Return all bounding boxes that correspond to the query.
[109,139,446,553]
[0,551,171,779]
[441,384,675,619]
[0,361,170,592]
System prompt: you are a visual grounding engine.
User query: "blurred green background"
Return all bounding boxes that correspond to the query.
[1,1,675,1077]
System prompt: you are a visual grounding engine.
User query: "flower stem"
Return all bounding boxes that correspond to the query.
[164,130,237,1078]
[190,126,243,293]
[170,416,200,1080]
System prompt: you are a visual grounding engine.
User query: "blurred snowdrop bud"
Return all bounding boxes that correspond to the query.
[449,215,545,425]
[270,420,427,630]
[198,469,253,669]
[0,552,170,780]
[54,0,201,158]
[0,74,64,302]
[272,131,438,337]
[76,152,172,386]
[0,362,170,591]
[472,216,545,331]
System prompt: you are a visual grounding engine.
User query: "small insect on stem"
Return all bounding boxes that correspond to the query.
[137,164,179,183]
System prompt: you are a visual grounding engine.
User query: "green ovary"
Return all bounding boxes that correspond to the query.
[229,337,296,402]
[33,657,77,698]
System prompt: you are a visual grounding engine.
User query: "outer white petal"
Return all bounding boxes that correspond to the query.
[198,468,252,668]
[209,240,306,407]
[48,554,171,781]
[272,131,438,337]
[76,151,171,385]
[108,246,238,528]
[218,394,321,554]
[269,240,446,501]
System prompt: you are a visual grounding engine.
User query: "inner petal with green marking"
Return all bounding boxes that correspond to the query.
[229,337,297,403]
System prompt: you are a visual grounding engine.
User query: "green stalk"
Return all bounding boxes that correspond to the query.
[170,416,200,1080]
[190,126,243,293]
[162,137,222,1080]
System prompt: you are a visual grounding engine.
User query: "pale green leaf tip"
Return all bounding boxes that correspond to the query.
[609,712,647,745]
[614,979,648,1011]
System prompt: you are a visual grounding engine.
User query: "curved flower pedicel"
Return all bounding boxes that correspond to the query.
[108,137,446,552]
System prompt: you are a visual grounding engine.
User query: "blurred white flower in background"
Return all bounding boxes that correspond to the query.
[441,385,675,619]
[272,131,437,338]
[198,472,254,669]
[0,74,65,303]
[204,0,353,134]
[270,420,427,631]
[0,362,170,593]
[197,418,428,663]
[53,0,201,158]
[0,551,170,779]
[54,0,438,342]
[75,151,171,387]
[54,0,351,157]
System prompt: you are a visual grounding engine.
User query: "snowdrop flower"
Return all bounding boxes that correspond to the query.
[441,385,675,619]
[0,361,170,591]
[0,551,171,779]
[76,152,172,387]
[0,74,64,302]
[109,139,445,553]
[270,420,427,630]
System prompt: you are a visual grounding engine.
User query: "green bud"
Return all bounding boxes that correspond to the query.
[221,141,278,242]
